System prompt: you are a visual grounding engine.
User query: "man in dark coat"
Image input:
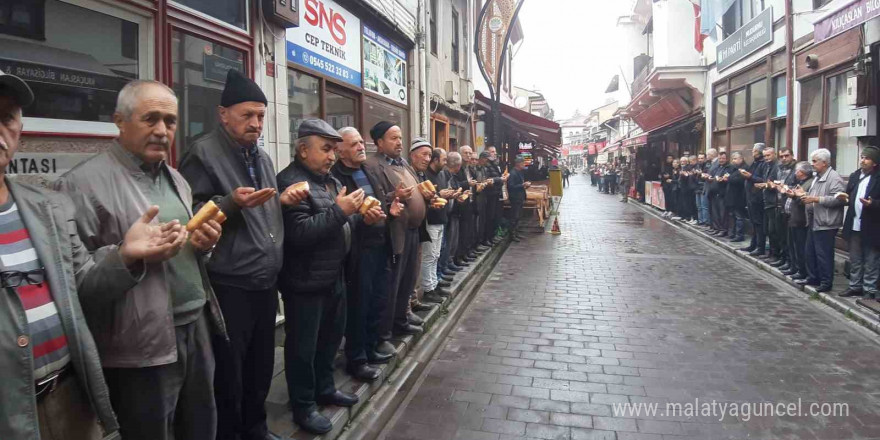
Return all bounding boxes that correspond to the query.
[768,149,795,270]
[455,146,479,266]
[782,161,814,280]
[277,119,373,434]
[508,155,531,241]
[331,127,402,380]
[739,144,768,255]
[438,151,465,278]
[840,146,880,299]
[725,152,748,242]
[483,146,507,246]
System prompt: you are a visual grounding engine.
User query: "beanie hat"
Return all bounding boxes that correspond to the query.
[863,146,880,164]
[370,121,395,143]
[410,138,432,152]
[221,69,267,107]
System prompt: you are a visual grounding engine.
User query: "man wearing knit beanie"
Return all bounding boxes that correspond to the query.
[179,68,303,440]
[841,146,880,299]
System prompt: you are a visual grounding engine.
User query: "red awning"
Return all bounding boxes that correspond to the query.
[475,90,562,150]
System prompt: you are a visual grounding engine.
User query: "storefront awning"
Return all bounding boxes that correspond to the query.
[475,90,562,149]
[813,0,872,43]
[0,40,128,92]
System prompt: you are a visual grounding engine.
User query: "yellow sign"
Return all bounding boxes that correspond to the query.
[476,136,485,148]
[549,169,563,197]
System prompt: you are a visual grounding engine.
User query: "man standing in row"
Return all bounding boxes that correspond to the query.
[507,155,531,241]
[422,147,456,300]
[57,80,225,440]
[179,69,298,440]
[841,147,880,299]
[455,146,479,267]
[739,143,768,256]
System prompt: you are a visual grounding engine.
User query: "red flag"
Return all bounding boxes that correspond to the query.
[693,3,707,53]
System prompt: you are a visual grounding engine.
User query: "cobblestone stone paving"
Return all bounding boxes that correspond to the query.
[382,177,880,440]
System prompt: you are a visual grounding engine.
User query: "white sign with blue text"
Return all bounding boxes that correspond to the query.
[286,0,361,87]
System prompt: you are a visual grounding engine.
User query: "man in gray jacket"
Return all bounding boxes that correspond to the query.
[0,72,185,439]
[56,80,225,440]
[797,148,847,292]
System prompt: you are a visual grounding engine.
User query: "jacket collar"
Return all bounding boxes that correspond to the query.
[109,140,169,177]
[817,167,833,182]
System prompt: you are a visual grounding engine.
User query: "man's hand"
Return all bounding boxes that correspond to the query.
[233,187,277,208]
[418,184,435,200]
[394,182,414,201]
[755,183,766,189]
[190,219,222,251]
[835,192,850,202]
[119,206,187,266]
[524,181,532,189]
[389,197,404,217]
[740,170,752,178]
[439,188,456,199]
[468,178,478,187]
[502,174,510,182]
[793,188,806,198]
[800,195,820,204]
[860,197,873,207]
[280,183,310,206]
[336,187,365,216]
[363,206,386,225]
[485,179,495,187]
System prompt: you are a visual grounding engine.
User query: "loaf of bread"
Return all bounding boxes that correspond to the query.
[359,196,381,215]
[187,201,220,232]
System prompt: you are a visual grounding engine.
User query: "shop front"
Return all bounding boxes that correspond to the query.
[474,90,561,167]
[284,1,413,157]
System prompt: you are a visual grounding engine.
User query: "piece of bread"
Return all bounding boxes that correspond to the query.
[359,196,381,215]
[419,180,436,193]
[213,210,227,224]
[291,181,310,192]
[187,201,220,232]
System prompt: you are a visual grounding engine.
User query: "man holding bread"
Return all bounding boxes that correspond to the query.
[331,127,403,381]
[277,119,386,434]
[178,69,304,440]
[421,147,457,302]
[56,80,225,440]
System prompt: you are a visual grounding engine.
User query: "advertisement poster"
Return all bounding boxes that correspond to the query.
[650,181,665,210]
[363,25,407,104]
[286,0,361,88]
[644,181,653,206]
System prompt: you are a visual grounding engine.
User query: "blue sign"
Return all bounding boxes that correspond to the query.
[286,41,361,87]
[776,96,787,117]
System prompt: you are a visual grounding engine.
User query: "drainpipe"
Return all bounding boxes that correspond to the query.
[419,0,430,137]
[785,0,794,152]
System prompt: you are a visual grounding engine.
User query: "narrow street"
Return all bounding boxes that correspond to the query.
[381,175,880,440]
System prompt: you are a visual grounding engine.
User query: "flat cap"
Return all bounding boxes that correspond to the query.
[479,151,491,159]
[410,137,432,152]
[0,69,34,107]
[298,119,342,141]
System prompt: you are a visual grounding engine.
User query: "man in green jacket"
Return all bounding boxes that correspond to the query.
[0,72,183,439]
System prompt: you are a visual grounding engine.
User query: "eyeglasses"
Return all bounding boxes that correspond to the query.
[0,268,46,288]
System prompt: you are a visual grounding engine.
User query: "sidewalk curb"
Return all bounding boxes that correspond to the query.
[628,201,880,336]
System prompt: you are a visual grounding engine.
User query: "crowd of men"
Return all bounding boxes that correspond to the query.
[657,143,879,296]
[590,164,632,202]
[0,68,532,440]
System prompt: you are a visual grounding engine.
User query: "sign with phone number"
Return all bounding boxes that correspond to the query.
[286,41,361,87]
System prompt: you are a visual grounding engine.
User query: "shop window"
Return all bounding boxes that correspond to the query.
[172,31,245,156]
[288,69,321,142]
[325,87,357,130]
[771,75,786,117]
[800,77,822,125]
[451,9,460,73]
[713,132,729,153]
[172,0,247,30]
[449,124,459,151]
[826,72,850,124]
[749,79,767,122]
[0,0,45,40]
[732,88,747,125]
[813,0,834,9]
[714,95,729,130]
[0,0,141,126]
[826,127,859,171]
[731,125,765,164]
[773,119,786,150]
[364,97,408,152]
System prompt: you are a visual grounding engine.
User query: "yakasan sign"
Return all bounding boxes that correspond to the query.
[814,0,880,43]
[286,0,361,87]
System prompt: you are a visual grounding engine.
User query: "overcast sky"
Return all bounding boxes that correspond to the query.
[512,1,631,121]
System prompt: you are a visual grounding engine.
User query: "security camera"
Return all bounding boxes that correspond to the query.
[805,54,819,69]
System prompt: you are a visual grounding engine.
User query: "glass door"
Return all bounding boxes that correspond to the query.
[325,86,358,130]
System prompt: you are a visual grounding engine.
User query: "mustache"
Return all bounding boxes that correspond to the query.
[148,138,170,147]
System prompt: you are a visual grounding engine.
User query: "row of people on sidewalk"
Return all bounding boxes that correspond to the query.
[660,143,880,298]
[0,67,530,440]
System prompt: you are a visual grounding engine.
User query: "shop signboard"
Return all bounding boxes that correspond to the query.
[203,53,244,83]
[644,181,653,206]
[286,0,362,87]
[7,153,95,177]
[596,154,608,165]
[716,7,773,72]
[0,59,127,92]
[814,0,880,43]
[650,181,665,210]
[362,25,407,104]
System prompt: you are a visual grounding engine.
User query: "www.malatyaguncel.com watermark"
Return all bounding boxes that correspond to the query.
[612,399,850,422]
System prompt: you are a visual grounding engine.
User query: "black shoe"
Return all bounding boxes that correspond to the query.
[769,259,786,267]
[407,311,424,325]
[393,323,423,335]
[717,232,728,238]
[778,264,791,272]
[367,349,395,364]
[839,288,864,298]
[423,292,444,304]
[781,268,798,276]
[512,235,522,242]
[347,363,381,382]
[816,284,833,293]
[437,280,452,288]
[316,390,359,407]
[738,246,756,252]
[466,254,478,261]
[375,341,396,355]
[748,250,765,257]
[475,246,490,253]
[730,236,745,243]
[455,258,471,267]
[447,263,464,272]
[440,273,454,282]
[411,301,435,312]
[433,287,451,297]
[294,410,332,435]
[790,272,807,281]
[442,269,457,277]
[795,278,819,286]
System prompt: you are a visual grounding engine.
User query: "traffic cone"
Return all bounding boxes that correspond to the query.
[550,217,561,235]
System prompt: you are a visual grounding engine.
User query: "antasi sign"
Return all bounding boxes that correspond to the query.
[287,0,361,87]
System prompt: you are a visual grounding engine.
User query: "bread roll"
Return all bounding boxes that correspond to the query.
[291,181,310,192]
[213,210,227,224]
[187,201,220,232]
[358,196,381,215]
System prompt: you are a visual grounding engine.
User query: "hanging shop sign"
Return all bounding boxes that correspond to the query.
[622,135,647,148]
[7,153,95,177]
[814,0,880,43]
[362,25,407,104]
[286,0,361,87]
[203,53,245,83]
[0,59,127,92]
[716,7,773,72]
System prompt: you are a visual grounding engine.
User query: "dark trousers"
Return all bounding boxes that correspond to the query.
[563,176,569,187]
[385,228,420,336]
[728,205,747,238]
[482,196,499,243]
[662,186,672,212]
[440,217,460,273]
[283,279,346,413]
[805,228,836,286]
[789,226,808,276]
[346,245,391,366]
[711,195,727,231]
[475,197,488,244]
[509,196,525,234]
[38,367,104,440]
[212,285,278,440]
[457,210,474,259]
[748,201,765,251]
[765,207,781,256]
[104,311,216,440]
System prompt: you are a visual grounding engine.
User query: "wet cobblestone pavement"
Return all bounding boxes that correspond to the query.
[381,177,880,440]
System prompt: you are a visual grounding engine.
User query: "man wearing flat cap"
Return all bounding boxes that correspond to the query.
[278,119,379,434]
[364,122,429,348]
[841,146,880,299]
[179,68,303,440]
